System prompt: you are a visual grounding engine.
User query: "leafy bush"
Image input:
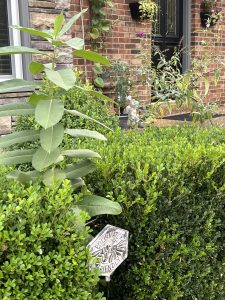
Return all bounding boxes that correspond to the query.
[16,78,119,136]
[151,46,183,102]
[86,126,225,299]
[15,79,119,175]
[0,167,104,299]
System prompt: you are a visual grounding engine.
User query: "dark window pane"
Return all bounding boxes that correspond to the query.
[0,0,12,75]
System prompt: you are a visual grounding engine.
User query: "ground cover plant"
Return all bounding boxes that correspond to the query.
[86,126,225,299]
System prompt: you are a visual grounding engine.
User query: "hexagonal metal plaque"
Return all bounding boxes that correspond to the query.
[88,224,129,278]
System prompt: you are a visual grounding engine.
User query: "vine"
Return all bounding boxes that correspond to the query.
[89,0,114,48]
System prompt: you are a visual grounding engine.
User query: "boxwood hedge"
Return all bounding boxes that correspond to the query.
[87,126,225,300]
[0,168,104,300]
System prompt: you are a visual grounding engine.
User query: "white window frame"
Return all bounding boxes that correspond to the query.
[0,0,23,82]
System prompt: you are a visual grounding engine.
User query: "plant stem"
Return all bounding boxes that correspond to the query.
[52,46,57,71]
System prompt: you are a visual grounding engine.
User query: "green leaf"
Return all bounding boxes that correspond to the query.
[65,129,107,141]
[35,99,64,129]
[65,109,111,130]
[28,92,49,106]
[93,63,103,74]
[0,149,36,165]
[65,38,84,49]
[89,90,115,103]
[213,69,220,86]
[205,77,209,95]
[40,124,64,153]
[77,195,122,216]
[45,69,76,90]
[52,40,64,47]
[87,88,115,104]
[0,46,44,55]
[102,25,110,32]
[73,50,111,66]
[54,12,65,37]
[71,178,84,190]
[63,149,101,159]
[43,168,66,187]
[10,26,53,39]
[90,28,100,40]
[29,62,45,75]
[94,77,104,88]
[32,147,61,172]
[7,170,40,184]
[0,79,40,94]
[0,130,39,147]
[44,63,53,69]
[0,102,35,116]
[59,9,88,37]
[64,160,96,179]
[74,84,115,104]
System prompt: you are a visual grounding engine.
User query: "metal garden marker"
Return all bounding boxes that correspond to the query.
[88,225,129,284]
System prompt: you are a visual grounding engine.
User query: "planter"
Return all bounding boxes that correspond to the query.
[128,2,149,20]
[129,2,141,20]
[119,114,128,129]
[200,11,218,27]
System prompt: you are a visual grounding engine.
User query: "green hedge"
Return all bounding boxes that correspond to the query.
[16,81,119,136]
[87,126,225,299]
[0,167,104,300]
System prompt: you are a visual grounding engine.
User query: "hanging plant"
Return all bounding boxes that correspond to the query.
[129,0,158,21]
[89,0,114,45]
[139,0,158,20]
[201,0,222,28]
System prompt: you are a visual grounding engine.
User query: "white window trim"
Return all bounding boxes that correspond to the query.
[0,0,23,82]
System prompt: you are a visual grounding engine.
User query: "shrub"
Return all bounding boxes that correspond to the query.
[14,79,119,174]
[86,126,225,299]
[16,79,119,137]
[0,167,104,299]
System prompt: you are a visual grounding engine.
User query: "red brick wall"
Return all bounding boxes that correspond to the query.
[72,0,225,104]
[71,0,151,102]
[191,0,225,103]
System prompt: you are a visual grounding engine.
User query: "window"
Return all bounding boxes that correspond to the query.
[0,0,12,75]
[0,0,30,81]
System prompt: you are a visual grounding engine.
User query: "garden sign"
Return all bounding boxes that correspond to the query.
[88,225,129,281]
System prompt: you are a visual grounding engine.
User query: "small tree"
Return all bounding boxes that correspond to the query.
[0,10,121,217]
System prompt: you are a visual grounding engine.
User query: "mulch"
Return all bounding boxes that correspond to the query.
[154,106,225,127]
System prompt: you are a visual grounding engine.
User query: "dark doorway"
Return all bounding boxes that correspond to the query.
[152,0,183,62]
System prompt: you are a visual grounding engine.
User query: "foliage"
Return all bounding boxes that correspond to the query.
[89,0,114,47]
[109,61,132,109]
[136,33,221,124]
[150,47,220,124]
[201,0,222,28]
[139,0,158,20]
[16,77,119,136]
[86,126,225,299]
[151,46,183,102]
[0,166,105,299]
[177,46,221,124]
[203,0,217,11]
[0,12,121,216]
[191,101,218,124]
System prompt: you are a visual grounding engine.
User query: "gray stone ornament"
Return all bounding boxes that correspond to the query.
[88,225,129,281]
